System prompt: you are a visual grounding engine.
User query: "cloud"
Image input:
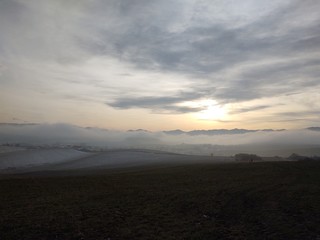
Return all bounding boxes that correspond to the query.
[107,90,210,113]
[0,0,90,62]
[83,0,320,76]
[109,96,205,113]
[279,111,320,117]
[229,105,271,114]
[1,0,320,127]
[87,0,320,110]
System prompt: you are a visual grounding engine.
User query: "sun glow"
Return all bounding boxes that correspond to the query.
[198,106,226,120]
[181,99,227,120]
[197,100,227,120]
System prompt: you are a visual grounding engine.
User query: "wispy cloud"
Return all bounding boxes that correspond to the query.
[0,0,319,129]
[230,105,271,114]
[107,90,210,113]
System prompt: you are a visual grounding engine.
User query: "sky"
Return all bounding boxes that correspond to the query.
[0,0,320,131]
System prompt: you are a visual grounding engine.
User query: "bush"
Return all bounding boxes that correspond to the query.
[234,153,262,162]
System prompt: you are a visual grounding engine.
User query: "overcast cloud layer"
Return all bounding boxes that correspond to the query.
[0,0,320,130]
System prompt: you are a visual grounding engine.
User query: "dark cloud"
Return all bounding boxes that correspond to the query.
[80,0,320,109]
[230,105,271,115]
[109,96,184,109]
[107,91,208,113]
[86,1,319,72]
[155,105,205,114]
[277,111,320,118]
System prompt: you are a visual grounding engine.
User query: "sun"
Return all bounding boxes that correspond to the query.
[196,100,226,120]
[197,101,226,120]
[180,99,227,120]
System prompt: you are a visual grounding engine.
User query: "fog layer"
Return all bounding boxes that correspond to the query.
[1,123,320,153]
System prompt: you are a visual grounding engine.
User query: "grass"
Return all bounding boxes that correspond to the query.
[0,161,320,239]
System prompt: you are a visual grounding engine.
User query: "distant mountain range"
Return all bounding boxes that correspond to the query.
[125,128,287,135]
[1,122,320,135]
[162,128,286,136]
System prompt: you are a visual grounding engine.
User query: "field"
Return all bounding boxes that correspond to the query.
[1,160,320,240]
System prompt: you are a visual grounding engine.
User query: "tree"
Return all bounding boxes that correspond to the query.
[234,153,262,162]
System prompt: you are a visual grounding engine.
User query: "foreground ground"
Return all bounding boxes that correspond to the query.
[0,161,320,240]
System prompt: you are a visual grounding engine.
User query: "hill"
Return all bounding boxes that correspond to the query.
[1,160,319,239]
